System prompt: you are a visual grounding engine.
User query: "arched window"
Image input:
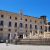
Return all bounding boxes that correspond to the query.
[8,21,11,27]
[19,23,23,28]
[30,24,32,29]
[15,22,17,27]
[15,17,17,20]
[10,16,11,19]
[8,29,11,32]
[25,19,27,21]
[1,15,4,18]
[0,20,4,26]
[35,25,37,29]
[25,24,27,28]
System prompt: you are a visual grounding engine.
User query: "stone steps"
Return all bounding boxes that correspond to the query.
[15,39,50,45]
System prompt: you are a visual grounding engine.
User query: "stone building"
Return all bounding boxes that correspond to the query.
[0,10,50,41]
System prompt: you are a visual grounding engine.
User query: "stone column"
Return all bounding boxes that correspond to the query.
[44,32,45,38]
[15,32,18,39]
[47,24,49,32]
[37,25,39,38]
[38,30,39,38]
[10,33,12,40]
[10,33,12,43]
[29,32,32,39]
[47,26,48,32]
[32,31,33,36]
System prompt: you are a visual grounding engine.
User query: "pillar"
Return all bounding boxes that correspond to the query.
[10,33,12,40]
[15,32,18,39]
[37,25,39,38]
[29,32,32,39]
[32,31,33,36]
[47,26,48,32]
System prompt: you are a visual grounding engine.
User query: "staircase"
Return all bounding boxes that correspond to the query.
[14,38,50,45]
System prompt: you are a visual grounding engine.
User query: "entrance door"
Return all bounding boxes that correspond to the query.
[18,35,23,39]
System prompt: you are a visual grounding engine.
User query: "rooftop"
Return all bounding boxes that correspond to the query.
[0,10,45,19]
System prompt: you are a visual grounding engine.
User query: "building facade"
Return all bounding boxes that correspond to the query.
[0,10,50,41]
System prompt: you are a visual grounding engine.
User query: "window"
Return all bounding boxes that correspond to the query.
[49,26,50,32]
[40,26,42,29]
[10,16,11,19]
[25,24,27,28]
[0,21,4,26]
[8,22,11,27]
[19,23,23,28]
[35,25,37,29]
[30,24,32,29]
[15,17,17,20]
[8,29,11,32]
[45,26,47,32]
[15,22,17,27]
[0,28,3,31]
[1,15,4,18]
[25,19,27,21]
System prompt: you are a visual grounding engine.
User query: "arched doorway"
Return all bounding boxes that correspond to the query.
[18,34,23,39]
[18,32,23,39]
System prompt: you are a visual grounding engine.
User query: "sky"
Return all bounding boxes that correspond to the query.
[0,0,50,21]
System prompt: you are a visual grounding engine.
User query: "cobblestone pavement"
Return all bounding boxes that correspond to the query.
[0,43,50,50]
